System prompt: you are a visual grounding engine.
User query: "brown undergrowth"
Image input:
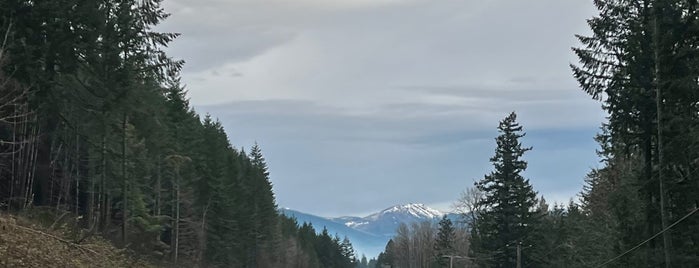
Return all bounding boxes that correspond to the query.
[0,212,157,268]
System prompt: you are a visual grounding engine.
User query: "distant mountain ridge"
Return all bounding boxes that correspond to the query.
[281,203,463,258]
[332,203,446,237]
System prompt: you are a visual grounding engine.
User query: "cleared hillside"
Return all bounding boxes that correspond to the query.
[0,213,155,268]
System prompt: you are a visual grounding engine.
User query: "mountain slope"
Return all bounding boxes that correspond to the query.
[336,203,445,236]
[282,203,466,258]
[280,208,389,258]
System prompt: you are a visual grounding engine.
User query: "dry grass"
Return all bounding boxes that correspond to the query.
[0,213,157,268]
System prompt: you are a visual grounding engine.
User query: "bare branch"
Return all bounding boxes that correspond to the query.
[452,186,484,227]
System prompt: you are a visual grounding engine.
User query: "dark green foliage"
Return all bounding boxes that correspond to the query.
[376,239,395,267]
[0,1,359,267]
[375,1,699,266]
[315,229,354,268]
[571,0,699,266]
[434,215,455,266]
[471,112,538,268]
[275,221,358,268]
[527,200,578,268]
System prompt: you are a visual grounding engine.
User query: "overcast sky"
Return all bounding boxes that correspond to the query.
[157,0,606,217]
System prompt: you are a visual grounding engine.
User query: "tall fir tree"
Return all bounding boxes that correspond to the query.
[472,112,538,268]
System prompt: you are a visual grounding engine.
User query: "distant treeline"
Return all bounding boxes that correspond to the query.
[0,1,357,267]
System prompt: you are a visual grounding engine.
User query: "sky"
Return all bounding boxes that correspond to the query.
[157,0,606,217]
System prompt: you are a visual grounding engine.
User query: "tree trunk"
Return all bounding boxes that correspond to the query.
[75,126,80,215]
[9,103,17,209]
[25,117,39,209]
[122,113,128,245]
[99,131,107,231]
[155,156,161,217]
[653,1,672,266]
[174,166,180,264]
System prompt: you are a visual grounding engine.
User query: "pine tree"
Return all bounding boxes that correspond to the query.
[472,112,538,268]
[340,236,357,268]
[249,142,278,245]
[377,239,395,267]
[434,215,456,267]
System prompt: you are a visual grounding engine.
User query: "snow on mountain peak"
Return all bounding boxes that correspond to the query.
[286,204,458,257]
[375,203,444,219]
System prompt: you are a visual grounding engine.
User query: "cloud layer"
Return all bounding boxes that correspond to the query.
[158,0,605,216]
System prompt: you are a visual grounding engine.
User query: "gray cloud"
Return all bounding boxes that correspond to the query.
[201,100,489,146]
[162,25,296,72]
[199,99,601,216]
[161,0,604,216]
[396,84,575,102]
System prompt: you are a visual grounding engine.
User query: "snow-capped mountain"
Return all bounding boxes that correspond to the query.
[281,203,462,258]
[338,203,445,236]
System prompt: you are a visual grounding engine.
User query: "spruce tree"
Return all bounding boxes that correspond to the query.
[249,142,278,244]
[377,239,395,267]
[472,112,537,268]
[434,215,456,267]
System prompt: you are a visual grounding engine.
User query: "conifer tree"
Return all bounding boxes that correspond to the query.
[472,112,537,267]
[0,1,364,267]
[572,0,699,265]
[377,239,395,267]
[249,142,278,245]
[434,215,456,267]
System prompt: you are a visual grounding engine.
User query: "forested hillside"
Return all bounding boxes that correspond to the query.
[376,1,699,267]
[0,1,357,267]
[2,0,699,267]
[568,0,699,266]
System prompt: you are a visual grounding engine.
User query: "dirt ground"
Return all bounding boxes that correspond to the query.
[0,213,156,268]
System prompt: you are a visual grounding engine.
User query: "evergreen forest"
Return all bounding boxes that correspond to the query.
[2,0,699,268]
[0,0,357,267]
